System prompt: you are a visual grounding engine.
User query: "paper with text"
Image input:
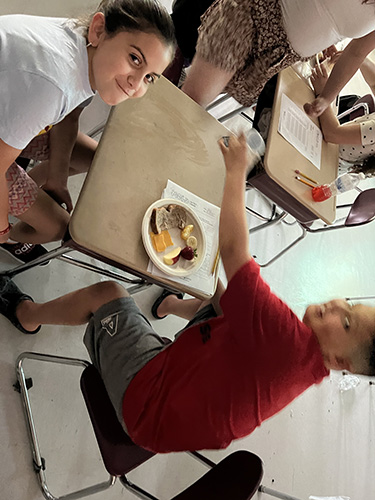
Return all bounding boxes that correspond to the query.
[278,93,322,170]
[147,180,220,296]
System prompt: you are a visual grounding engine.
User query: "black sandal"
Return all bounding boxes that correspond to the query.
[151,289,184,320]
[0,276,40,334]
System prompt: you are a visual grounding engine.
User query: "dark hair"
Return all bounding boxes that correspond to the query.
[350,155,375,177]
[352,335,375,376]
[77,0,176,50]
[367,336,375,376]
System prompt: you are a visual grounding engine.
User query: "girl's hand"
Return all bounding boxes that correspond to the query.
[218,133,259,176]
[304,95,330,117]
[310,63,329,96]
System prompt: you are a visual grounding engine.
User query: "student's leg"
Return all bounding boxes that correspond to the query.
[10,188,70,244]
[28,132,98,186]
[155,279,225,320]
[68,131,98,175]
[15,281,129,332]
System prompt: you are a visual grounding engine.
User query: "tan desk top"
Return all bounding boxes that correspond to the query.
[264,67,339,224]
[69,76,229,298]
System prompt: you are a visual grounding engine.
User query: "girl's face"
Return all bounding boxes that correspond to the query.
[88,13,173,105]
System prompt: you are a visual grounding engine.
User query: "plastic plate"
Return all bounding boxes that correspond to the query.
[142,198,206,277]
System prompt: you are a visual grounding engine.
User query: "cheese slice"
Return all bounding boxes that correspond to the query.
[150,230,173,252]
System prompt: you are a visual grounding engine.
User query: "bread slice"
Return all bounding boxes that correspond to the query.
[150,204,187,234]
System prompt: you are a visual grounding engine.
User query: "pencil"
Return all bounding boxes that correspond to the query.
[211,247,220,275]
[295,169,318,184]
[295,176,315,188]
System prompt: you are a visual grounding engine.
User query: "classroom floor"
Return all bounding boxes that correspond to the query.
[2,1,375,499]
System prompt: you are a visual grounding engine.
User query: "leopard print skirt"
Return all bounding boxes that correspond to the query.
[196,0,303,106]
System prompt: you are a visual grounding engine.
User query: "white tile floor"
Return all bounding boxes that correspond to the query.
[2,1,375,499]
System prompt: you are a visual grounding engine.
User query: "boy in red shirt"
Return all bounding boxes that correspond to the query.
[1,134,375,453]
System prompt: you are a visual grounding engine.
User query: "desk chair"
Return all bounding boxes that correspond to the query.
[15,351,301,500]
[337,93,375,123]
[206,94,255,124]
[250,188,375,267]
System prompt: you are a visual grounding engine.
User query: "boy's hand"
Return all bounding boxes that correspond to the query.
[310,63,329,96]
[218,132,259,176]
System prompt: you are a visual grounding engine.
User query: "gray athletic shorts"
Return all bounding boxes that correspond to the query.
[83,297,217,429]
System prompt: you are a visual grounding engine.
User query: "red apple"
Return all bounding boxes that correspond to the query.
[163,247,181,265]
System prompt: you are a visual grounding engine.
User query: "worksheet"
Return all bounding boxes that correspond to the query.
[278,93,322,170]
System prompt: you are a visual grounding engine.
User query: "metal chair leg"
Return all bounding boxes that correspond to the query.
[2,244,150,294]
[249,211,288,232]
[3,245,71,278]
[218,105,248,122]
[57,254,149,291]
[119,476,159,500]
[249,219,307,267]
[188,450,217,468]
[259,485,303,500]
[15,353,117,500]
[205,93,232,111]
[246,205,282,222]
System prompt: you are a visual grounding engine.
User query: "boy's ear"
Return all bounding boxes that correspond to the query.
[88,12,106,47]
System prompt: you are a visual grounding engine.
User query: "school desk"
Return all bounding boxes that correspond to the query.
[250,66,339,225]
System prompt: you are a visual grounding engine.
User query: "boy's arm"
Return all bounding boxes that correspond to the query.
[218,134,258,281]
[304,30,375,117]
[43,106,83,213]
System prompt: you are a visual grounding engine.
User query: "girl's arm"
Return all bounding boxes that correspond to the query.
[359,56,375,94]
[0,139,21,242]
[218,134,258,281]
[43,107,83,213]
[310,64,362,144]
[304,30,375,117]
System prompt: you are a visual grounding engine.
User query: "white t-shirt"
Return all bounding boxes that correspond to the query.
[0,15,95,150]
[280,0,375,57]
[339,112,375,162]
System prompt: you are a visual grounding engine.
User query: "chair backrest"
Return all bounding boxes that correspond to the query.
[345,188,375,227]
[350,94,375,120]
[171,450,264,500]
[337,94,375,123]
[80,364,154,476]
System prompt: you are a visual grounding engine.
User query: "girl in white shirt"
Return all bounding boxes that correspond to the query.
[0,0,175,262]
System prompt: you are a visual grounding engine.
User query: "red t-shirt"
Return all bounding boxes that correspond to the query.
[123,259,329,453]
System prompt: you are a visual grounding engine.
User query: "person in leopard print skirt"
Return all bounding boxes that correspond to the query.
[169,0,375,115]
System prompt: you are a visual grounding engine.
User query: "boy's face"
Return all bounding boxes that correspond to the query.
[303,299,375,372]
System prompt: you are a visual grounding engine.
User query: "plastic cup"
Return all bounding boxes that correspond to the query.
[245,128,266,157]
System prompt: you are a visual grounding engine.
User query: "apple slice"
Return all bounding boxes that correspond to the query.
[163,247,181,266]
